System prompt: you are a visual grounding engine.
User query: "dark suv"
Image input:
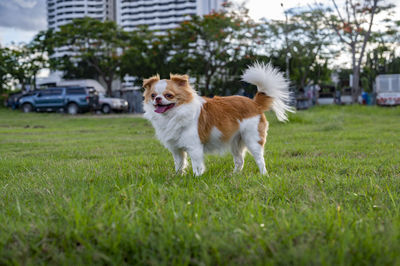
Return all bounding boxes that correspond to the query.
[18,87,99,115]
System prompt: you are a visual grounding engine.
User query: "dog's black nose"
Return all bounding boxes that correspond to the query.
[155,97,162,103]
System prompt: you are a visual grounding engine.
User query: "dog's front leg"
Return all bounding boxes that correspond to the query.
[171,148,188,174]
[187,145,205,176]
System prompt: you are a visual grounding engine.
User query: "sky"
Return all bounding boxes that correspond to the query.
[0,0,399,46]
[0,0,47,45]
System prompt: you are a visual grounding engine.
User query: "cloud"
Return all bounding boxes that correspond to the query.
[14,0,38,9]
[0,26,38,46]
[0,0,46,31]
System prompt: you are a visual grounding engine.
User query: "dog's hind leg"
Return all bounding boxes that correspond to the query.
[231,135,246,172]
[171,148,188,174]
[240,115,268,175]
[244,139,267,175]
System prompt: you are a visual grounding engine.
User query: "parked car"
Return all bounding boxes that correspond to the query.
[340,87,353,104]
[375,74,400,106]
[318,85,335,105]
[98,93,128,114]
[4,91,24,109]
[4,90,41,109]
[18,87,99,114]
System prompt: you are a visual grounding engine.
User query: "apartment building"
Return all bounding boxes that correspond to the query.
[117,0,224,31]
[47,0,225,31]
[46,0,226,88]
[47,0,116,30]
[117,0,226,31]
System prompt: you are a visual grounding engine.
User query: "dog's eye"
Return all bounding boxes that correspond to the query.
[165,94,174,99]
[151,93,156,98]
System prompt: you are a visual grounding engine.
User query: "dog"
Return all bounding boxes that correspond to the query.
[143,63,294,176]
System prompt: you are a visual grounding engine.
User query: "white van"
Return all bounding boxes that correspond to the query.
[375,74,400,106]
[57,79,107,95]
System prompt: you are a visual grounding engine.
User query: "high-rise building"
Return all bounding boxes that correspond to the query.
[47,0,117,57]
[47,0,117,30]
[45,0,226,88]
[47,0,225,31]
[117,0,226,31]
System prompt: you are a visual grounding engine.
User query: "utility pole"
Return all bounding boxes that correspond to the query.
[281,3,290,79]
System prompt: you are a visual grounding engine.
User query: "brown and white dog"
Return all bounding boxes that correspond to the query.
[143,63,294,176]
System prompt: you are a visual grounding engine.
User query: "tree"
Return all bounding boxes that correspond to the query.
[52,57,98,80]
[362,45,400,92]
[2,44,47,91]
[120,26,177,86]
[1,31,51,93]
[264,8,335,90]
[323,0,395,102]
[49,17,128,96]
[168,2,263,96]
[0,47,13,93]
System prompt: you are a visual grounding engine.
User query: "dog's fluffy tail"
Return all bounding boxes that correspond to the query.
[242,62,295,122]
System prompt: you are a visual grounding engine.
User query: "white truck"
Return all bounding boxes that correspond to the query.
[375,74,400,106]
[97,93,128,114]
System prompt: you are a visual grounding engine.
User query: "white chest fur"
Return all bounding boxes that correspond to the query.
[144,95,204,150]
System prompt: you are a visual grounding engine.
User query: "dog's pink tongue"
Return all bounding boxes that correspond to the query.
[155,105,169,113]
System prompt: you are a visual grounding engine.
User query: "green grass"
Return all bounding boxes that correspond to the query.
[0,105,399,265]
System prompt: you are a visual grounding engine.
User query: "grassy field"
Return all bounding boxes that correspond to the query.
[0,106,399,265]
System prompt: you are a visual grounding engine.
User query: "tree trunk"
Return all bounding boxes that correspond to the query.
[352,66,360,103]
[204,73,212,96]
[105,78,113,97]
[350,44,360,103]
[18,78,26,91]
[33,75,37,90]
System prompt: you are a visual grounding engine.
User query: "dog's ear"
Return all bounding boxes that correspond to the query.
[143,74,160,90]
[170,74,189,87]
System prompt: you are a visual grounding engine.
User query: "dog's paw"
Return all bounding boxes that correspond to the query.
[260,168,269,176]
[193,167,205,176]
[176,169,187,175]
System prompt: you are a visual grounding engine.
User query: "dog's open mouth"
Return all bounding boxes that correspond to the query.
[154,103,175,113]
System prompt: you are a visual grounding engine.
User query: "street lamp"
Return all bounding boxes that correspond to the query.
[281,3,290,79]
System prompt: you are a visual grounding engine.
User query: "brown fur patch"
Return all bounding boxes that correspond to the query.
[170,74,189,87]
[258,115,268,145]
[143,75,160,103]
[198,96,266,143]
[254,92,273,111]
[164,80,194,106]
[143,74,160,89]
